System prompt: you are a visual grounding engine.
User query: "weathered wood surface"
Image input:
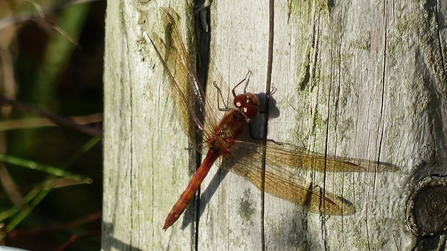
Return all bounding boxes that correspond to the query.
[103,0,447,250]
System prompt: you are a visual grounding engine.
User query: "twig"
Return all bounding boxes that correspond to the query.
[0,95,102,136]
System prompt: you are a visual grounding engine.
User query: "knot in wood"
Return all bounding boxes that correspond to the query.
[406,175,447,236]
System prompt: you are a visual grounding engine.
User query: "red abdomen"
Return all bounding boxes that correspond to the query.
[163,149,220,230]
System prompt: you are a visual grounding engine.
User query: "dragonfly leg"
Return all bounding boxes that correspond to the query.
[270,86,277,96]
[246,122,282,145]
[232,70,253,96]
[213,69,253,111]
[213,81,232,112]
[256,86,277,114]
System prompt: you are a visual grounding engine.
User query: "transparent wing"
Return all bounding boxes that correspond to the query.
[149,7,224,145]
[149,7,206,142]
[222,157,355,215]
[219,140,396,215]
[257,141,395,172]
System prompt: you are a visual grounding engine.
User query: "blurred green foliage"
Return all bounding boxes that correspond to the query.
[0,0,105,250]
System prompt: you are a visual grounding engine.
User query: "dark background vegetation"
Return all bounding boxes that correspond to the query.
[0,0,105,250]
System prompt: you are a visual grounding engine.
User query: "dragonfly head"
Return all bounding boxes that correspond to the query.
[234,93,260,118]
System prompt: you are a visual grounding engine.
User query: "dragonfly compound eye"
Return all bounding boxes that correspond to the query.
[245,93,260,106]
[234,93,260,118]
[233,94,246,109]
[243,104,260,118]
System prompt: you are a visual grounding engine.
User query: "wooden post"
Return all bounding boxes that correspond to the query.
[103,0,447,250]
[103,1,197,250]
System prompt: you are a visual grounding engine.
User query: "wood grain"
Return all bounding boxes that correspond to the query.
[103,0,447,250]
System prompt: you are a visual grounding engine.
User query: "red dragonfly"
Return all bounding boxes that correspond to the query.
[149,7,392,230]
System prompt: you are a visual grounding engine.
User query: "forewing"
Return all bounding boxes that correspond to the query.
[149,7,206,142]
[230,141,396,173]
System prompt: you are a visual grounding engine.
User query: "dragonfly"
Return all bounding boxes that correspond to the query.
[149,7,393,230]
